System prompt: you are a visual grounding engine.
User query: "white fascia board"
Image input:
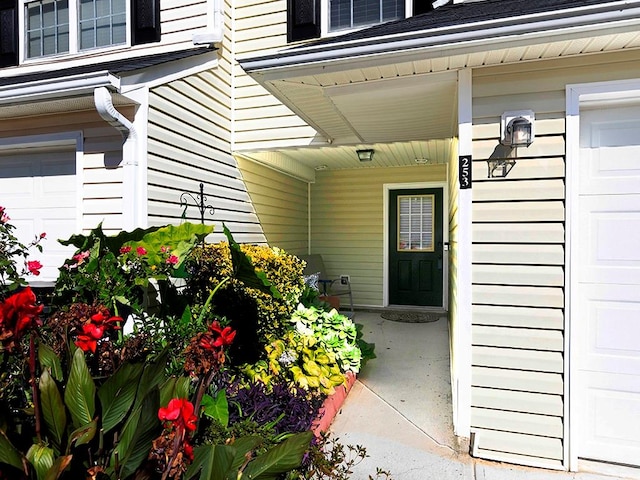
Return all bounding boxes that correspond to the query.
[240,1,640,76]
[0,71,120,105]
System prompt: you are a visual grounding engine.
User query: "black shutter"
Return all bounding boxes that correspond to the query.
[413,0,434,16]
[287,0,320,43]
[0,0,18,67]
[132,0,161,45]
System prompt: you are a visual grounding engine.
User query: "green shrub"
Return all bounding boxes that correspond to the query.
[186,243,305,364]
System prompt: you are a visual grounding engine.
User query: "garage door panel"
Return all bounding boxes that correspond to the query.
[577,105,640,467]
[580,110,640,195]
[0,150,78,282]
[579,378,640,465]
[579,285,640,376]
[579,195,640,284]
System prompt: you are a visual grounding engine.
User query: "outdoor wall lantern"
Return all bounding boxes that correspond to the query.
[487,110,535,178]
[501,110,534,148]
[356,149,374,162]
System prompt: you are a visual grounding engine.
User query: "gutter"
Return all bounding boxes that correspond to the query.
[0,71,119,105]
[240,1,640,74]
[94,86,140,230]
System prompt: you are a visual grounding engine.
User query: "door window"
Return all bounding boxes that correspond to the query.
[397,194,434,252]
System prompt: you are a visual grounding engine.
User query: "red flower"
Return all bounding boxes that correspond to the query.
[27,260,42,276]
[39,232,46,239]
[184,442,194,461]
[210,322,236,348]
[166,254,179,265]
[136,246,147,256]
[119,246,132,254]
[72,251,90,265]
[158,398,197,431]
[0,288,43,352]
[75,334,98,353]
[74,310,122,353]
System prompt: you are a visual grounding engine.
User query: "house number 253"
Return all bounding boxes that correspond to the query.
[459,155,472,189]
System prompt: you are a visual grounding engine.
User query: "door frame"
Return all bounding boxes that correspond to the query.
[566,78,640,473]
[383,181,448,308]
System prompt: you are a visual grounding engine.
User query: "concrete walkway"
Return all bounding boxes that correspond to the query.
[329,312,638,480]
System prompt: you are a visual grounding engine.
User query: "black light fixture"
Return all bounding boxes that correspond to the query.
[487,110,535,178]
[356,149,374,162]
[501,110,534,148]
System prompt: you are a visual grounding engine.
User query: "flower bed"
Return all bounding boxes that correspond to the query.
[0,209,376,480]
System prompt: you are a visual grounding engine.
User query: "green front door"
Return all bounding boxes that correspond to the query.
[389,188,444,306]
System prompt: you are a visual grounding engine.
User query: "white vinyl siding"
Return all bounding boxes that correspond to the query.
[470,112,566,468]
[235,156,309,254]
[469,50,640,469]
[233,0,318,151]
[311,164,446,307]
[147,69,266,244]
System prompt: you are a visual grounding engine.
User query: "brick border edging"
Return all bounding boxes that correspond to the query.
[311,371,357,437]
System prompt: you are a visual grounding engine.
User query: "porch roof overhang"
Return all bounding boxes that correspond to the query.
[237,0,640,177]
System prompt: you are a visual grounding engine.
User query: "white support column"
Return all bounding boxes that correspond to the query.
[454,67,473,438]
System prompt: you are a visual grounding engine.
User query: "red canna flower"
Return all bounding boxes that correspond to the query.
[75,334,98,353]
[27,260,42,276]
[74,310,122,353]
[0,287,42,352]
[210,322,236,348]
[158,398,197,431]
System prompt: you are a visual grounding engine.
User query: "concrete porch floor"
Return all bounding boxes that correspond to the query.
[329,311,638,480]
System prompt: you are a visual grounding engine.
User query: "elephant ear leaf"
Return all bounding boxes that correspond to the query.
[223,224,281,299]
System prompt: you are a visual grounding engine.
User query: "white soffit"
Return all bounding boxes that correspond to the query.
[269,71,458,144]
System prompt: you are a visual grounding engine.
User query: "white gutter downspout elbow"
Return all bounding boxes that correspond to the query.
[192,0,223,45]
[94,86,140,231]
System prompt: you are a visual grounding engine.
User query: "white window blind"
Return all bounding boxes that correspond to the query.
[397,194,434,252]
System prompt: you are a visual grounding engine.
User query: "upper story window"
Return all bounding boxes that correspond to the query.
[24,0,126,59]
[288,0,431,42]
[329,0,405,32]
[0,0,160,67]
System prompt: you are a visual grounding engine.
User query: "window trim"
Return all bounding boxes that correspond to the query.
[320,0,413,37]
[18,0,131,63]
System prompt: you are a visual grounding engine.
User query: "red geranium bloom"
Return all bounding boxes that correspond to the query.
[136,246,147,256]
[166,254,179,265]
[119,246,132,254]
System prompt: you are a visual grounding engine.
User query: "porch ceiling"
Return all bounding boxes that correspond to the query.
[239,138,455,182]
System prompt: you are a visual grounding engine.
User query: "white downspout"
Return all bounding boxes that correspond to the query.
[94,86,139,231]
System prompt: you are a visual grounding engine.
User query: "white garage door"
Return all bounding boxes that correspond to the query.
[576,104,640,467]
[0,148,77,282]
